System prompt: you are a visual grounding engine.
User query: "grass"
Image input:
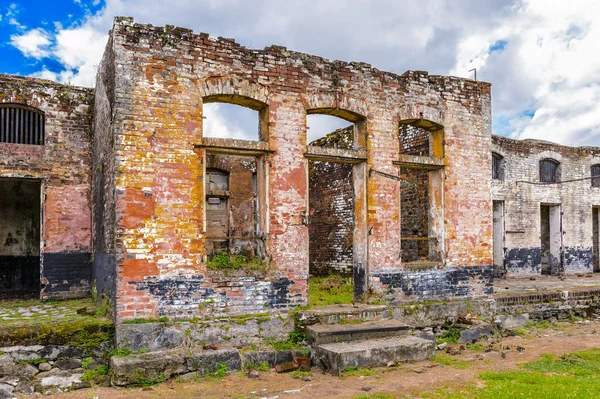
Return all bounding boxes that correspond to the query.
[290,370,313,380]
[206,252,268,273]
[430,353,471,369]
[423,348,600,398]
[435,326,462,345]
[245,362,269,372]
[308,275,354,307]
[350,393,396,399]
[340,366,374,378]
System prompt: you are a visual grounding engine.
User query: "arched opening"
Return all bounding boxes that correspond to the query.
[305,112,367,303]
[202,102,262,141]
[539,159,560,183]
[398,120,444,269]
[200,97,269,268]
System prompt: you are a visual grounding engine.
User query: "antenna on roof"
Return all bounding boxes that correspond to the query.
[469,68,477,81]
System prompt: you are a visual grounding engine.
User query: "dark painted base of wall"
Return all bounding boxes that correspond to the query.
[505,247,594,275]
[372,265,494,301]
[0,255,40,293]
[92,253,116,308]
[130,274,303,319]
[41,252,92,299]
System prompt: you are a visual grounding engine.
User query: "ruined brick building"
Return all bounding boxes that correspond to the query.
[0,17,596,323]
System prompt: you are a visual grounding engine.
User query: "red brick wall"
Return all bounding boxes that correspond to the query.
[100,17,493,320]
[0,74,94,299]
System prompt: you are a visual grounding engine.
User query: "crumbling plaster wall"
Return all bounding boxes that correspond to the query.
[492,135,600,275]
[0,74,94,299]
[99,17,493,321]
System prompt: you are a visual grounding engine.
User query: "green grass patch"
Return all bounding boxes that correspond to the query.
[245,362,269,372]
[207,363,229,380]
[308,275,354,307]
[290,370,313,380]
[431,353,471,369]
[523,320,553,329]
[466,343,486,351]
[207,252,268,273]
[435,326,462,345]
[340,366,374,378]
[424,348,600,398]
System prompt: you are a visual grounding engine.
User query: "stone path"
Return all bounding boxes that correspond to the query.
[0,299,95,326]
[496,273,600,295]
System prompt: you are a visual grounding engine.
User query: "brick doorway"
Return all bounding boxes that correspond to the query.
[0,178,41,298]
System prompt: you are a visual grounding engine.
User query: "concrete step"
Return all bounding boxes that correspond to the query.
[296,304,390,327]
[313,336,435,375]
[307,319,410,345]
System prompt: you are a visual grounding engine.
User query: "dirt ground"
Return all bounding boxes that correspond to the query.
[47,320,600,399]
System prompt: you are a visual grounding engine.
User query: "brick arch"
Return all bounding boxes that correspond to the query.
[398,104,444,131]
[199,77,269,110]
[302,93,368,122]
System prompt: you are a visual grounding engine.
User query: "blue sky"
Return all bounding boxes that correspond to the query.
[2,0,600,145]
[0,1,103,75]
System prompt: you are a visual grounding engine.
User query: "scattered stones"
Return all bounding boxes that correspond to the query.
[15,381,33,394]
[436,342,447,350]
[458,324,497,344]
[0,383,14,399]
[275,361,298,373]
[38,362,52,372]
[496,314,529,329]
[247,369,260,379]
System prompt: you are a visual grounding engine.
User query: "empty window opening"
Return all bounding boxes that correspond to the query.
[539,159,560,183]
[594,207,600,273]
[492,152,504,180]
[307,114,354,149]
[308,159,355,279]
[399,124,431,156]
[540,204,562,275]
[492,201,505,277]
[204,154,265,261]
[591,165,600,187]
[0,179,41,298]
[0,104,45,145]
[398,121,444,268]
[202,102,262,141]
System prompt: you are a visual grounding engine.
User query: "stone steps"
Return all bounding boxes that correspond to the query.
[297,304,390,326]
[312,336,435,375]
[307,319,410,345]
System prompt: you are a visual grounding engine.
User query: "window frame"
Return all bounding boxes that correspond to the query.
[539,158,560,183]
[0,103,45,145]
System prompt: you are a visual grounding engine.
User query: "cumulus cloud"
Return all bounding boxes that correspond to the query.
[5,0,600,145]
[10,28,51,58]
[451,0,600,145]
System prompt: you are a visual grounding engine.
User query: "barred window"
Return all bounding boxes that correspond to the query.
[591,165,600,187]
[539,159,560,183]
[0,104,45,145]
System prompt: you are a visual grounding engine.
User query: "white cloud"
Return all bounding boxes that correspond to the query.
[5,0,600,146]
[450,0,600,145]
[10,28,51,59]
